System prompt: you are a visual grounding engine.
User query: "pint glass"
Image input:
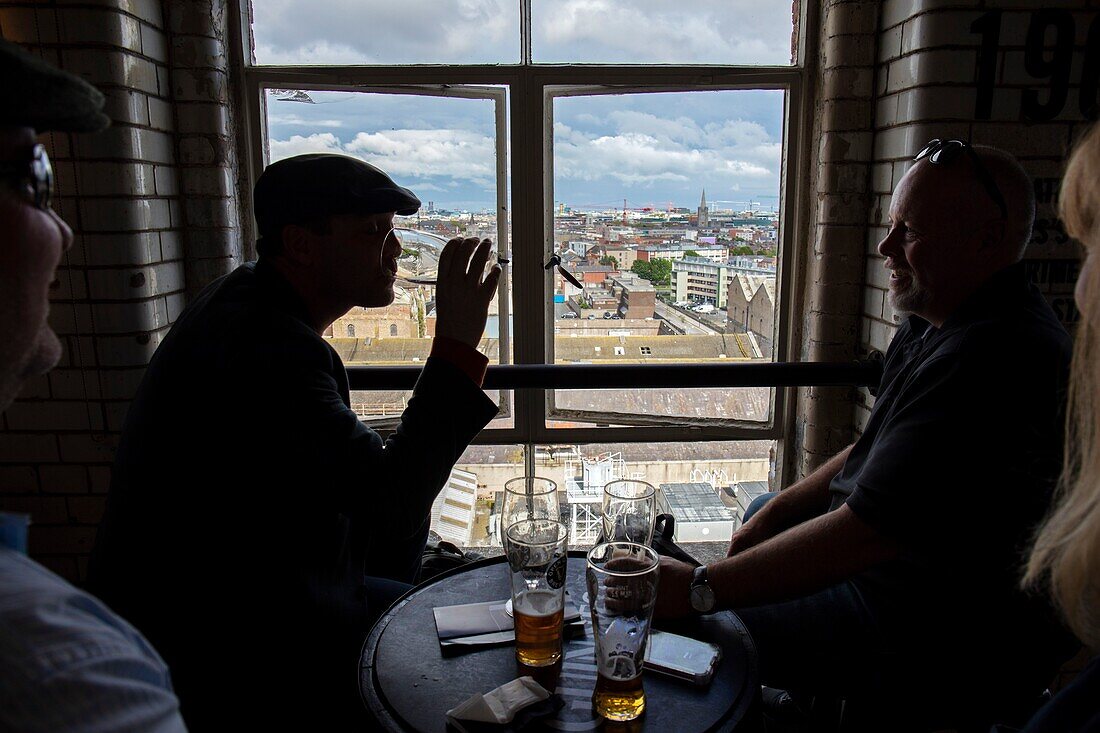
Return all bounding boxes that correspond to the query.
[601,480,657,545]
[586,542,660,721]
[505,519,569,667]
[500,477,559,553]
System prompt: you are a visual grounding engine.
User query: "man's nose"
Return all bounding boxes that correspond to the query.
[385,230,403,256]
[876,227,898,259]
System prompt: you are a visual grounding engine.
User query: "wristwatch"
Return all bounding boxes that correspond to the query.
[689,564,716,613]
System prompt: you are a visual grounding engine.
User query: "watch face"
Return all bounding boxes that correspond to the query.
[690,585,714,611]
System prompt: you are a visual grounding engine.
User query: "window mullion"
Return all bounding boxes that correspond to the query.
[521,0,533,66]
[510,69,547,441]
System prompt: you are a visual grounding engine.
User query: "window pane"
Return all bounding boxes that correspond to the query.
[264,89,512,427]
[533,1,797,65]
[433,444,525,547]
[550,90,784,425]
[251,1,521,65]
[464,441,773,549]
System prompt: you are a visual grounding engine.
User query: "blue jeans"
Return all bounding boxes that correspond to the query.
[733,492,888,697]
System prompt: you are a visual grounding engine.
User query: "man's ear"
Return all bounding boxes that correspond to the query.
[281,223,316,266]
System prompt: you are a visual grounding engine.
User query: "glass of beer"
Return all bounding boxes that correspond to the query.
[586,542,660,722]
[505,519,569,667]
[601,480,657,545]
[388,227,507,287]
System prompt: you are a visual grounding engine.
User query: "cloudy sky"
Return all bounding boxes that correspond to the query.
[256,2,792,211]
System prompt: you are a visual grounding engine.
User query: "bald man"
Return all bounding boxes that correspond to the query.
[655,142,1077,729]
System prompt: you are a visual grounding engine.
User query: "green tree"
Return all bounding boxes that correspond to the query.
[651,258,672,285]
[599,255,618,268]
[632,258,671,285]
[631,260,653,280]
[684,249,701,258]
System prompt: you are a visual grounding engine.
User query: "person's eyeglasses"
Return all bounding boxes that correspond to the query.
[914,139,1007,221]
[0,144,53,211]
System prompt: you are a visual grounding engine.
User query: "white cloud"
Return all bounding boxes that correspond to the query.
[252,0,519,64]
[344,130,496,187]
[251,0,790,66]
[268,130,497,189]
[267,112,344,128]
[553,114,780,190]
[254,40,365,66]
[269,133,345,160]
[534,0,791,64]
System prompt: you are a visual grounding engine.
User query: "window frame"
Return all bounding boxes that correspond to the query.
[230,0,814,452]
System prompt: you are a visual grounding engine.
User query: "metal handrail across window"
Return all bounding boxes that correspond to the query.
[347,359,882,391]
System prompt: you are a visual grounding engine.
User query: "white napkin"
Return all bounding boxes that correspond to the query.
[445,676,551,724]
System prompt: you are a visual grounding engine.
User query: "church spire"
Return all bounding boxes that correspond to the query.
[697,188,709,228]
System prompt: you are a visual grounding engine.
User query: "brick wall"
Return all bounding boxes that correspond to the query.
[165,0,246,294]
[794,0,881,477]
[0,0,243,581]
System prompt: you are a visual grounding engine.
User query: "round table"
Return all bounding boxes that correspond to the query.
[360,552,761,732]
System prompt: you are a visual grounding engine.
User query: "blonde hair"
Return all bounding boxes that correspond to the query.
[1024,123,1100,650]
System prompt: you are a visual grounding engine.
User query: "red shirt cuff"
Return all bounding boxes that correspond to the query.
[429,337,489,387]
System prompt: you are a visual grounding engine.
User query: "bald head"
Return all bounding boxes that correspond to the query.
[972,145,1035,259]
[900,144,1034,263]
[877,143,1034,326]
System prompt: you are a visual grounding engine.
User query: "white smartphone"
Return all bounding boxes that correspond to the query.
[644,630,722,686]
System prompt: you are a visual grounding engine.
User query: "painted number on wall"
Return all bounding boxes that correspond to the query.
[971,10,1100,121]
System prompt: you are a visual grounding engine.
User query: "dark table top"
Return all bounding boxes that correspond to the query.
[360,552,760,732]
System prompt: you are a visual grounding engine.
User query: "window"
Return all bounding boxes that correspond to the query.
[347,324,355,337]
[237,2,809,539]
[476,440,772,548]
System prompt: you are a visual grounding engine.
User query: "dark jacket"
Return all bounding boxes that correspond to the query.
[89,260,497,728]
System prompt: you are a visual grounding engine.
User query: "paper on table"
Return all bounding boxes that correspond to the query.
[446,676,550,725]
[439,617,586,654]
[434,596,581,641]
[434,599,512,640]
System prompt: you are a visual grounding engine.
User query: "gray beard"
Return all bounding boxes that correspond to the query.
[888,274,931,315]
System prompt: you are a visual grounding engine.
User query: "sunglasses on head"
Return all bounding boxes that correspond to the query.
[0,144,53,211]
[914,139,1008,221]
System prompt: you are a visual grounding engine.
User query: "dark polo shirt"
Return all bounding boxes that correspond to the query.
[829,262,1074,679]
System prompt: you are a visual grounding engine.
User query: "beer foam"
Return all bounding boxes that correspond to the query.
[514,589,563,617]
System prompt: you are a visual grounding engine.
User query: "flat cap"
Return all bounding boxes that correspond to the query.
[0,39,109,133]
[254,154,421,240]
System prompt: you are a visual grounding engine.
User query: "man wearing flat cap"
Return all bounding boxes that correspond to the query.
[89,149,501,725]
[0,40,187,732]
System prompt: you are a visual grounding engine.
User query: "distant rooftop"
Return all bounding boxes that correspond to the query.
[659,483,736,523]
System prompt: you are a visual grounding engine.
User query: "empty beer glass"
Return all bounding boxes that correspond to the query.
[501,477,559,553]
[505,519,569,667]
[389,227,507,287]
[586,542,660,722]
[601,480,657,545]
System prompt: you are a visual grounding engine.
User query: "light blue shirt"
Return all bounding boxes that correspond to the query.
[0,547,187,732]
